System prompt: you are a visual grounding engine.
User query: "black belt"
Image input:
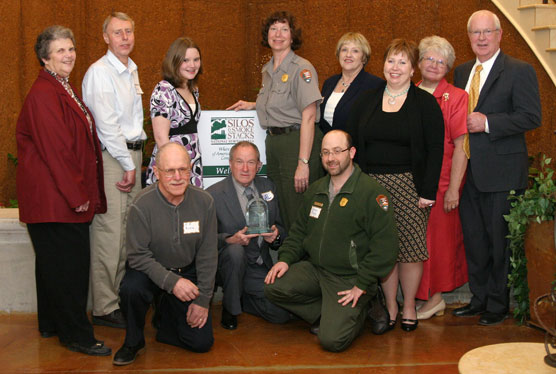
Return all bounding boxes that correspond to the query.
[266,124,301,136]
[126,141,143,150]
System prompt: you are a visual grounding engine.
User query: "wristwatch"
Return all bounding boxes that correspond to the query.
[298,157,309,164]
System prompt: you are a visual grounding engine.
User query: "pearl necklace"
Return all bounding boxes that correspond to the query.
[384,85,410,105]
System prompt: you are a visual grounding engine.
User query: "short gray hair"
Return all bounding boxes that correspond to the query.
[229,141,260,161]
[34,25,75,66]
[418,35,456,70]
[103,11,135,33]
[467,10,501,32]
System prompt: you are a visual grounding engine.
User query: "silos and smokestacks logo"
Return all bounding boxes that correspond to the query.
[210,117,255,144]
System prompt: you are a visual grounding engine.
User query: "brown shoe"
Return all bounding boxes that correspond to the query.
[92,309,126,329]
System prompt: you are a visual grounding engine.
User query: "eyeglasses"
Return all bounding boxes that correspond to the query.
[320,148,349,158]
[159,167,191,178]
[422,56,447,67]
[468,28,499,38]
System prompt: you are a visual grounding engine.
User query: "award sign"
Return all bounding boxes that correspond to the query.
[245,196,271,234]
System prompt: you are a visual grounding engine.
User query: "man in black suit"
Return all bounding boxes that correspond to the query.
[452,10,541,325]
[207,141,290,330]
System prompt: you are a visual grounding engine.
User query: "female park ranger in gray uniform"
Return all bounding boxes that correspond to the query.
[228,11,323,231]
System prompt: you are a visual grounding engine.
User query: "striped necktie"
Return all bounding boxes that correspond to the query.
[463,64,483,158]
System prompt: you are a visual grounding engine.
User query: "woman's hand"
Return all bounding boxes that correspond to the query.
[226,100,256,111]
[443,187,460,213]
[75,201,90,213]
[418,197,435,209]
[294,162,310,193]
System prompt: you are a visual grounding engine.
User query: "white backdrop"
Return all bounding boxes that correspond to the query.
[198,110,267,188]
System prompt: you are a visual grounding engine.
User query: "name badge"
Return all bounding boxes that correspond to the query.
[183,221,200,234]
[262,191,274,201]
[309,206,322,219]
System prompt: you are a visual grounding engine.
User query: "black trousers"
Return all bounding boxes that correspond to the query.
[459,167,515,314]
[27,222,96,346]
[119,266,213,352]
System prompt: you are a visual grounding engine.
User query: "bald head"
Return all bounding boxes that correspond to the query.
[467,10,501,32]
[155,142,191,168]
[323,130,353,149]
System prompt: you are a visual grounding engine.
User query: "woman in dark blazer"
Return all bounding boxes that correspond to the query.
[346,39,444,333]
[319,32,383,134]
[16,26,109,356]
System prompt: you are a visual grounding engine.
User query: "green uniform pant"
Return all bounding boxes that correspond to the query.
[265,127,324,231]
[264,261,370,352]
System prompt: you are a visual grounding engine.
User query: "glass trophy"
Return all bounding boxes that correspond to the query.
[245,196,271,234]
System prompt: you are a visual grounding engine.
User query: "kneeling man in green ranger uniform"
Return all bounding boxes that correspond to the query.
[264,129,399,352]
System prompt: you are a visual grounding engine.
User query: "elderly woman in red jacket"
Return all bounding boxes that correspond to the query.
[16,25,109,356]
[415,35,469,320]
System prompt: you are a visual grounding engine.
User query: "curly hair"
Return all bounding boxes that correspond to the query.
[34,25,75,66]
[261,11,302,51]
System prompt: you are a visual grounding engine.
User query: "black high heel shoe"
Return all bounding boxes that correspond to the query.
[401,318,418,332]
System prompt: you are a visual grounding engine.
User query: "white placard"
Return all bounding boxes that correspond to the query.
[198,110,267,188]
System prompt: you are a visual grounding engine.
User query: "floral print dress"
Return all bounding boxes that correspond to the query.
[146,80,203,187]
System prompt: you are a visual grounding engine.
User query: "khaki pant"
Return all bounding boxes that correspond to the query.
[89,149,142,316]
[264,261,370,352]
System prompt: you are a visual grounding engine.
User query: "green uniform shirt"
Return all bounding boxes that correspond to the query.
[256,50,322,128]
[278,164,399,292]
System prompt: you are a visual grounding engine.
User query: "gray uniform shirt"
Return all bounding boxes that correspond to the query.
[126,184,218,308]
[256,50,322,128]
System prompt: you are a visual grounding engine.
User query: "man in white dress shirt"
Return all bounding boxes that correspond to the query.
[82,11,146,328]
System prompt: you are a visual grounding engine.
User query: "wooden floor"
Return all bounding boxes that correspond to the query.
[0,305,544,374]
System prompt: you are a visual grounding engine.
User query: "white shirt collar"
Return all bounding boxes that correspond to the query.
[464,49,501,93]
[473,48,500,72]
[105,49,137,74]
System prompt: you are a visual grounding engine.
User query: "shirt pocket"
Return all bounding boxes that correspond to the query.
[269,81,291,107]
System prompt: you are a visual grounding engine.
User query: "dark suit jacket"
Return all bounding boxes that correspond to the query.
[453,51,541,192]
[346,82,444,200]
[318,69,384,134]
[207,176,285,269]
[16,69,106,223]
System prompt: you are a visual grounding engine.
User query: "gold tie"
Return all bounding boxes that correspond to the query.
[463,64,483,158]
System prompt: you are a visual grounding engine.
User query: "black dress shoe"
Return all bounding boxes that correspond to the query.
[452,304,486,317]
[372,317,397,335]
[221,308,237,330]
[478,312,508,326]
[92,309,126,329]
[401,318,418,332]
[66,341,112,356]
[113,343,145,366]
[40,331,57,338]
